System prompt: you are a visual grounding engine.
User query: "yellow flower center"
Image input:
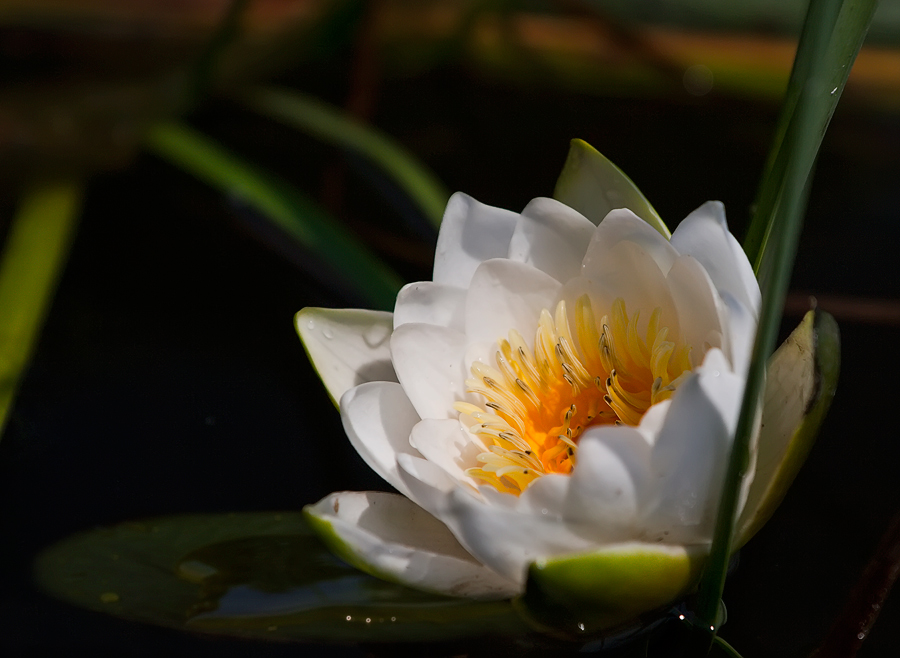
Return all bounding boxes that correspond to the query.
[455,295,694,495]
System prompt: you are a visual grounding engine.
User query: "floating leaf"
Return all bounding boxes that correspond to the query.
[35,512,527,644]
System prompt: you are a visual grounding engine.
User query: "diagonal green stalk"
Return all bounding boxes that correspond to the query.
[696,0,875,639]
[0,181,82,438]
[238,87,451,229]
[743,0,877,273]
[145,122,403,310]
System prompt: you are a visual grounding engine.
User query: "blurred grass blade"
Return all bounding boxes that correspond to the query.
[743,0,877,271]
[145,122,403,310]
[239,87,450,228]
[0,181,82,438]
[698,0,866,636]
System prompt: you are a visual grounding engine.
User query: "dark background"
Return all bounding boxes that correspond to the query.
[1,3,899,656]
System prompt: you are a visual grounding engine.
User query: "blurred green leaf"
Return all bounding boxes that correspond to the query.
[0,180,82,439]
[553,139,670,237]
[240,87,451,229]
[35,512,528,644]
[743,0,877,271]
[145,122,403,310]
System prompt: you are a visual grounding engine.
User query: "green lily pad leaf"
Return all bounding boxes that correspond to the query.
[295,307,396,409]
[553,139,670,238]
[518,543,705,636]
[735,309,840,547]
[35,512,525,644]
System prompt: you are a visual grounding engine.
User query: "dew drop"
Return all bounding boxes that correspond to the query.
[831,87,839,95]
[577,622,585,631]
[323,329,334,340]
[346,615,351,621]
[858,632,866,640]
[307,320,315,330]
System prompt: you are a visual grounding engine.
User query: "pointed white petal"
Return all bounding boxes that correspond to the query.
[442,487,598,585]
[433,193,519,288]
[641,350,743,543]
[305,491,519,599]
[409,418,482,485]
[666,256,725,367]
[507,197,596,283]
[670,201,761,316]
[465,259,562,346]
[583,209,679,276]
[391,323,470,420]
[393,281,467,331]
[295,307,396,407]
[340,382,422,497]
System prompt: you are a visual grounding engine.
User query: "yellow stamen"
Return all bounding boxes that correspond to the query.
[458,295,698,495]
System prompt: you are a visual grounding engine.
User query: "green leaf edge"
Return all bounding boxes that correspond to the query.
[735,308,840,547]
[553,139,670,239]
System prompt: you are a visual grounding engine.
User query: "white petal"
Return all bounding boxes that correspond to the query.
[507,197,596,283]
[393,281,467,331]
[465,259,562,345]
[396,453,459,517]
[295,308,396,407]
[409,418,482,485]
[567,238,680,340]
[442,487,598,585]
[670,201,761,316]
[666,256,725,367]
[433,193,519,288]
[583,209,678,277]
[305,491,518,599]
[641,350,743,543]
[565,428,652,540]
[721,292,757,379]
[340,382,422,497]
[390,323,471,420]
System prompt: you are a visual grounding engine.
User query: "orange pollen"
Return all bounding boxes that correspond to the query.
[454,295,693,495]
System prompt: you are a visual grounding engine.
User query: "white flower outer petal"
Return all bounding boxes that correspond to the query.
[409,418,482,487]
[295,308,396,407]
[583,208,678,277]
[507,197,596,283]
[433,193,519,288]
[393,281,467,331]
[304,491,519,600]
[340,382,422,499]
[670,201,761,316]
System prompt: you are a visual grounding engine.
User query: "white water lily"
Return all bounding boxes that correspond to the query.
[297,143,828,622]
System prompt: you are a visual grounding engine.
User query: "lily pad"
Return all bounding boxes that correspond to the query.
[34,511,526,644]
[735,308,841,546]
[553,139,670,238]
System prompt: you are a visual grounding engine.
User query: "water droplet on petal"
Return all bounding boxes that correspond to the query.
[323,329,334,340]
[307,320,315,330]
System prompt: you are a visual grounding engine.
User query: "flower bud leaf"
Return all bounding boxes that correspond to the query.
[295,307,396,408]
[735,308,840,547]
[519,543,705,633]
[553,139,670,238]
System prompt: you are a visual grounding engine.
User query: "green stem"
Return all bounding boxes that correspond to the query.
[743,0,877,273]
[238,87,451,229]
[697,0,874,638]
[144,121,403,310]
[0,181,82,438]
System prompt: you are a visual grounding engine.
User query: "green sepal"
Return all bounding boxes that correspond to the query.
[517,543,705,636]
[553,139,670,238]
[735,308,840,547]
